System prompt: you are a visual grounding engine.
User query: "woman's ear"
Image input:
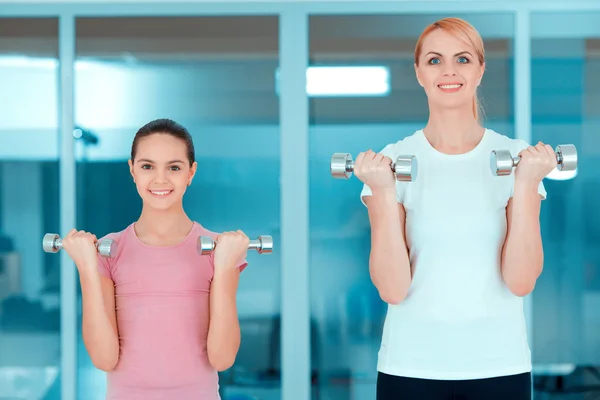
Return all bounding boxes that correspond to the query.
[414,63,424,87]
[478,63,485,86]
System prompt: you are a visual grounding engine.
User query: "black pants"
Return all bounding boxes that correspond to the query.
[376,371,531,400]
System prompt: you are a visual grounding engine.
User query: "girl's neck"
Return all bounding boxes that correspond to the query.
[134,204,194,245]
[423,103,484,154]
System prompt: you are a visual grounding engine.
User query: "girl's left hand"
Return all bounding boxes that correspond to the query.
[514,142,557,185]
[213,230,249,271]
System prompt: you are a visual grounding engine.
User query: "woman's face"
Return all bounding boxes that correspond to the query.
[415,28,485,111]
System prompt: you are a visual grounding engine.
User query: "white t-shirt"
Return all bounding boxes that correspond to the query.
[360,128,546,381]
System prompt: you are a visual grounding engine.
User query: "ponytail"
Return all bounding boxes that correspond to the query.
[473,91,484,123]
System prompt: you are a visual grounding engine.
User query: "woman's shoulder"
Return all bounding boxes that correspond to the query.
[379,129,424,155]
[484,128,530,150]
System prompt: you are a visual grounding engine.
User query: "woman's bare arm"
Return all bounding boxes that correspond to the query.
[364,188,412,304]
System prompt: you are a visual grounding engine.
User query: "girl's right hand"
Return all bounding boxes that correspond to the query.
[354,150,396,191]
[61,229,99,274]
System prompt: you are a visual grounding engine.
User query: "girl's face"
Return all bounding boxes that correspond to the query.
[414,28,485,111]
[128,133,197,211]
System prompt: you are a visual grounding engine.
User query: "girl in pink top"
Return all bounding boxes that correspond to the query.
[60,118,249,399]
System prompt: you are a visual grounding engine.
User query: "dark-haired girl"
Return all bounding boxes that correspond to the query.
[60,118,249,399]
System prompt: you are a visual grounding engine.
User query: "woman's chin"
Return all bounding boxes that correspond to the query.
[431,97,475,112]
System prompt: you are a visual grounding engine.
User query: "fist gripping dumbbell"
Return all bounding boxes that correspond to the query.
[490,144,578,177]
[197,235,274,255]
[330,153,418,182]
[42,233,117,258]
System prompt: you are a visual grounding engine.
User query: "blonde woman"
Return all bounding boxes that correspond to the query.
[356,18,556,400]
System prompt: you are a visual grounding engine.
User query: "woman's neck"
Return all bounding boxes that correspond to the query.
[423,103,484,154]
[135,204,194,245]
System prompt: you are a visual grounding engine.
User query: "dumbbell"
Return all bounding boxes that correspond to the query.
[490,144,578,177]
[42,233,117,258]
[330,153,418,182]
[197,235,274,255]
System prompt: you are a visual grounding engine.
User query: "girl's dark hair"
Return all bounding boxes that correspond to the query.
[131,118,196,166]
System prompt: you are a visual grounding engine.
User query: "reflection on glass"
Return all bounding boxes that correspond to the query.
[530,12,600,396]
[74,16,281,400]
[0,18,62,400]
[308,14,515,399]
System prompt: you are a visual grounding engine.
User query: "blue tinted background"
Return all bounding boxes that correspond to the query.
[0,4,598,400]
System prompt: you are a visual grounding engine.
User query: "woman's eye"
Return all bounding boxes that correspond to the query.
[141,164,152,170]
[457,56,469,63]
[429,58,440,65]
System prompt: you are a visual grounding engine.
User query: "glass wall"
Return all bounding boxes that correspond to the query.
[1,4,600,400]
[530,11,600,397]
[73,16,281,400]
[308,13,516,398]
[0,17,62,400]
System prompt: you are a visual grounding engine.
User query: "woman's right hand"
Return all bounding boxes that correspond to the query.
[354,150,396,191]
[61,229,99,274]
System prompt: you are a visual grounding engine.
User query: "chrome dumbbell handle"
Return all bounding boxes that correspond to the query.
[511,145,576,168]
[510,155,522,167]
[42,233,117,258]
[491,144,578,176]
[198,235,274,255]
[330,153,418,182]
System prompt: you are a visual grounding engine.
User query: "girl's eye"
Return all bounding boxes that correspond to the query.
[457,56,469,63]
[140,164,181,170]
[428,57,440,65]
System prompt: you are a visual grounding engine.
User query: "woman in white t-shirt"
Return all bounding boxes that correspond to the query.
[356,17,558,400]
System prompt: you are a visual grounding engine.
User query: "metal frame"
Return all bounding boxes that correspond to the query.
[279,10,310,400]
[514,8,534,359]
[0,1,595,399]
[58,13,77,400]
[2,0,600,16]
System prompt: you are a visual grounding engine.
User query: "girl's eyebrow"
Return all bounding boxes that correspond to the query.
[137,159,184,164]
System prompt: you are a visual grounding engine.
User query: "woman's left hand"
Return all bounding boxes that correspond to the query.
[514,142,557,185]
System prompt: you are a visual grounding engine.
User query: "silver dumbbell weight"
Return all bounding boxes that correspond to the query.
[197,235,274,255]
[490,144,578,177]
[42,233,117,258]
[330,153,418,182]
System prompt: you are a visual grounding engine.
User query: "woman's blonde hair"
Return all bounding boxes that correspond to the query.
[414,17,486,122]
